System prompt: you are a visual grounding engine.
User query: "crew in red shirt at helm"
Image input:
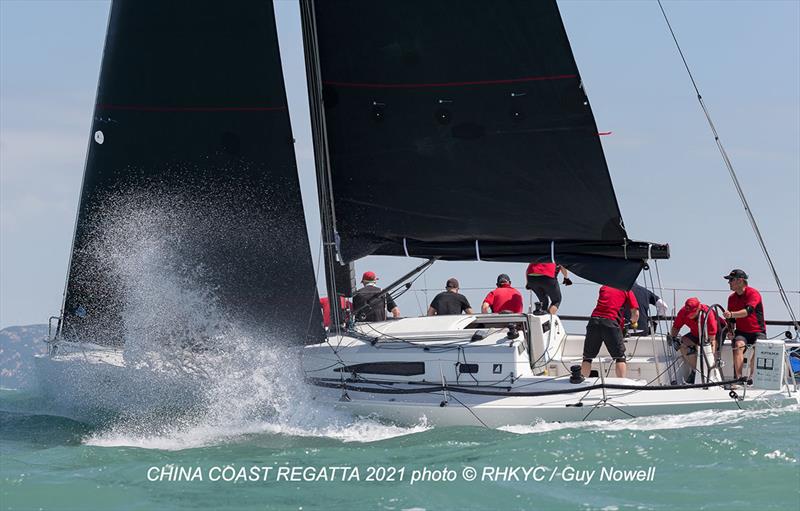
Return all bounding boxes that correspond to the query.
[481,274,523,314]
[722,269,766,381]
[581,286,639,378]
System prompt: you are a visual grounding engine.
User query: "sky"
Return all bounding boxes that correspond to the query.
[1,0,798,332]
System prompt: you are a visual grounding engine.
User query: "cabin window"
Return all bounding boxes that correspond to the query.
[335,362,425,376]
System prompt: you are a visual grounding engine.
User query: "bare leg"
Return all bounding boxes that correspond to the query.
[615,360,627,378]
[581,360,592,377]
[732,339,745,379]
[679,338,697,375]
[746,346,756,381]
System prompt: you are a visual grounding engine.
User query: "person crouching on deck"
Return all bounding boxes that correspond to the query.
[581,285,639,378]
[481,274,523,314]
[669,297,721,383]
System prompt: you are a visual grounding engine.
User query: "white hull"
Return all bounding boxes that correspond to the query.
[311,381,797,428]
[303,314,799,426]
[35,314,799,426]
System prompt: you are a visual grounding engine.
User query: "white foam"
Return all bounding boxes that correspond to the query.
[764,450,797,462]
[46,191,428,450]
[86,415,430,451]
[499,404,800,435]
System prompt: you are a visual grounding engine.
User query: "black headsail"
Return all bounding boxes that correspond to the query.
[60,1,324,345]
[302,0,668,289]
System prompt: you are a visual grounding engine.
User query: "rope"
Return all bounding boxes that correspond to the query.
[657,0,799,335]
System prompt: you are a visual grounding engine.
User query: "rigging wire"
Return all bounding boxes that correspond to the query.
[657,0,799,335]
[448,393,491,429]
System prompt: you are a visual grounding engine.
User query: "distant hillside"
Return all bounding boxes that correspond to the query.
[0,324,47,389]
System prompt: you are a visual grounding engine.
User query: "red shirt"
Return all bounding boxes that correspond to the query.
[526,262,556,278]
[483,284,523,313]
[728,286,765,333]
[673,304,719,338]
[320,296,352,328]
[591,286,639,326]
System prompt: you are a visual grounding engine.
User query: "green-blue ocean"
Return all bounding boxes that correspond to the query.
[2,384,798,511]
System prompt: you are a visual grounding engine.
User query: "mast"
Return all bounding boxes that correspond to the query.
[299,0,344,328]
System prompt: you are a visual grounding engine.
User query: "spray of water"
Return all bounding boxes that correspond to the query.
[43,185,428,447]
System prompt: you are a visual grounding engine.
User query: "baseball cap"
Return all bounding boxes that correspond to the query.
[496,273,511,285]
[684,297,701,314]
[723,269,748,280]
[362,271,378,282]
[446,278,459,289]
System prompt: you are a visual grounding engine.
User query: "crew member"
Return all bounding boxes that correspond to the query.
[481,274,523,314]
[319,295,352,328]
[525,261,570,314]
[427,278,473,316]
[722,269,766,381]
[669,297,720,382]
[581,285,639,378]
[624,283,668,335]
[352,271,400,322]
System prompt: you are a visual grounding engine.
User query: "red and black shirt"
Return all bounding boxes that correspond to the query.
[727,286,765,333]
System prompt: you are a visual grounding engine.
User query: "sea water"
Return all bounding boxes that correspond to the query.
[2,386,799,511]
[3,194,798,511]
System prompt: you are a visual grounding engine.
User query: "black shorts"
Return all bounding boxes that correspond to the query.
[733,330,766,345]
[583,317,626,362]
[682,333,700,344]
[525,275,562,309]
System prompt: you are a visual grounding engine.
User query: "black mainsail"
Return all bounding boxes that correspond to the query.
[302,0,668,289]
[60,0,324,345]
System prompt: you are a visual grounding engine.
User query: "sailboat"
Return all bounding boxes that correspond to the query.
[35,0,798,424]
